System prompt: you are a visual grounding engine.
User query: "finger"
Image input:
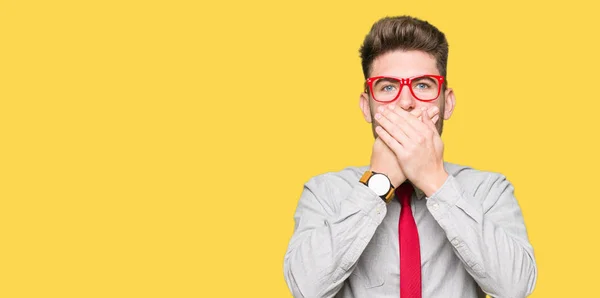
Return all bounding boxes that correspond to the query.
[378,105,410,130]
[379,106,417,136]
[375,125,404,155]
[427,106,440,121]
[428,106,440,124]
[410,108,424,121]
[389,105,428,132]
[379,107,420,142]
[384,106,423,139]
[417,107,439,122]
[422,109,439,135]
[374,110,411,145]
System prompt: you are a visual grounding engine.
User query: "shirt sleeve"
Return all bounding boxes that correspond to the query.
[283,174,387,298]
[425,173,538,298]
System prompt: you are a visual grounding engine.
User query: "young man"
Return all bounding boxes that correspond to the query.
[283,16,537,298]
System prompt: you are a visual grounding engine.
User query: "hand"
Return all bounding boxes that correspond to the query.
[373,105,448,196]
[369,107,440,188]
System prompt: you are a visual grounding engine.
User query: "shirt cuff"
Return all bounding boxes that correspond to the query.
[349,182,388,224]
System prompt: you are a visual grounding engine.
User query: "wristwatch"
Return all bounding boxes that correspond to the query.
[359,170,396,203]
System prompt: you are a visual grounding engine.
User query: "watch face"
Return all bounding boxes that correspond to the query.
[368,174,390,196]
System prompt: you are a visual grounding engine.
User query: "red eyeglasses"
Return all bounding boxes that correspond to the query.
[365,74,445,102]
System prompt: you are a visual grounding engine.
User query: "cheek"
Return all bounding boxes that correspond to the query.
[369,101,384,114]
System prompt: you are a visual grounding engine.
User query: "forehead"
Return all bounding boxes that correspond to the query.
[370,50,439,78]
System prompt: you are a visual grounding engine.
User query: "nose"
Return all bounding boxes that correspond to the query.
[392,85,416,111]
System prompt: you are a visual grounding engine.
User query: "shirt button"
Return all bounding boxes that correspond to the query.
[431,203,439,210]
[451,239,459,246]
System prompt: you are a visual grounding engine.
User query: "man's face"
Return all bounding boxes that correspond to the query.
[359,50,455,138]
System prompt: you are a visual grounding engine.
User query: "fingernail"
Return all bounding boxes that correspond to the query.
[388,104,395,110]
[378,106,384,113]
[431,106,439,113]
[375,113,381,120]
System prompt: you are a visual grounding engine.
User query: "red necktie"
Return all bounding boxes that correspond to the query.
[396,182,422,298]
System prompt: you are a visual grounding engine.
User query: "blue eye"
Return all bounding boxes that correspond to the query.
[383,85,396,92]
[415,83,429,89]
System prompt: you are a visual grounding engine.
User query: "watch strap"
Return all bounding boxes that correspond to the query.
[359,170,396,203]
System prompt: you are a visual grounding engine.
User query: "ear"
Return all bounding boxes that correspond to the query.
[442,88,456,120]
[359,92,372,123]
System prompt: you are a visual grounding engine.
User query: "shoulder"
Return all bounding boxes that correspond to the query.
[445,161,510,191]
[296,165,370,215]
[304,165,370,194]
[445,161,489,183]
[444,161,515,210]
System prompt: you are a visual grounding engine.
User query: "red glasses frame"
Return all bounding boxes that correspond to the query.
[365,74,445,102]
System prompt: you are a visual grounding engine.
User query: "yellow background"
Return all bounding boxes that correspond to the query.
[1,0,598,297]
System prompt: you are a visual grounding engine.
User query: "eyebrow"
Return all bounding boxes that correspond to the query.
[413,76,437,84]
[374,77,400,84]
